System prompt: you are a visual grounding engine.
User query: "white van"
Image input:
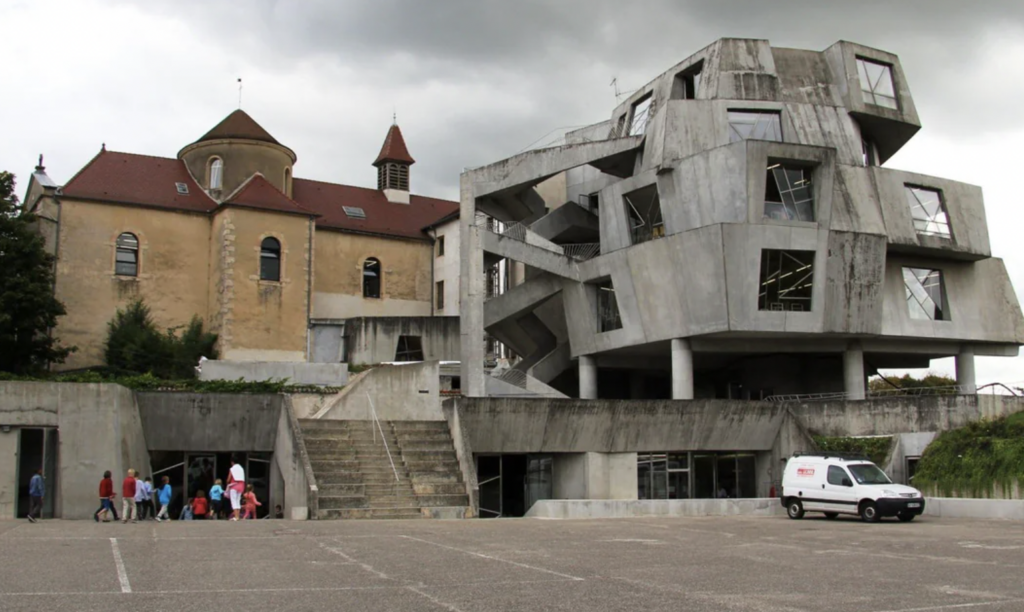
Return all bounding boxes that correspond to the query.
[780,453,925,522]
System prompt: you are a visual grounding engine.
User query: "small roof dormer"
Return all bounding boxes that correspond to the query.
[373,123,415,204]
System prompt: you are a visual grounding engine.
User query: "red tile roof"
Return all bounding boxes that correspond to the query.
[197,110,281,145]
[373,124,416,166]
[61,149,216,213]
[225,174,315,217]
[292,178,457,241]
[59,149,457,240]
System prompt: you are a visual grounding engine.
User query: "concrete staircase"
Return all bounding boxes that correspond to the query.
[298,419,471,520]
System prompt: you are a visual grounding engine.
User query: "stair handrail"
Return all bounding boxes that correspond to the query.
[366,392,401,483]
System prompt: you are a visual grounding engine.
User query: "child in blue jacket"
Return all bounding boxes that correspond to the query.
[156,476,173,522]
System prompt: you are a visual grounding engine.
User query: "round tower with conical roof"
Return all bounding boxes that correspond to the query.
[178,110,297,201]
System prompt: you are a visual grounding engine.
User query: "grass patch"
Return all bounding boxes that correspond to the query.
[913,411,1024,497]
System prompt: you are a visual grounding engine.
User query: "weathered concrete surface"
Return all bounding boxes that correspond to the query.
[344,316,459,365]
[552,453,637,501]
[136,392,281,451]
[787,394,1024,437]
[0,382,151,520]
[924,498,1024,520]
[526,497,784,519]
[273,397,314,520]
[6,516,1024,612]
[317,362,442,421]
[454,397,787,453]
[199,360,349,386]
[442,400,479,515]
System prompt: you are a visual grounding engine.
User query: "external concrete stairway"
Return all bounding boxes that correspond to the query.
[298,419,471,520]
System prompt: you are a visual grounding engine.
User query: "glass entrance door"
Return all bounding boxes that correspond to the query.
[524,455,552,511]
[186,454,216,502]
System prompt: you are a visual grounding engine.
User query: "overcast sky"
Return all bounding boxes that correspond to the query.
[3,0,1023,386]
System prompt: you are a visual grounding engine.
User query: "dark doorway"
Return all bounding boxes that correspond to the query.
[17,429,42,518]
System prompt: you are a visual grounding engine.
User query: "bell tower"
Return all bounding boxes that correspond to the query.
[373,122,415,204]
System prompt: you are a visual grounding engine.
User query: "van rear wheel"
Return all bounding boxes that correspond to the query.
[824,512,839,520]
[860,501,880,523]
[786,499,804,520]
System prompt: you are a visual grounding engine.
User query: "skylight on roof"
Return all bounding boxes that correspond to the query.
[175,182,189,195]
[343,206,366,219]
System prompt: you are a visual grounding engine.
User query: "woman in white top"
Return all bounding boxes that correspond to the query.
[227,456,246,521]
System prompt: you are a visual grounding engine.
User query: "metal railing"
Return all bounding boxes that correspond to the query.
[493,368,528,389]
[765,384,985,403]
[477,213,601,262]
[365,392,400,483]
[563,243,601,261]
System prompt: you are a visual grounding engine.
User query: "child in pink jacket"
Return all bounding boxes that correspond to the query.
[241,484,261,519]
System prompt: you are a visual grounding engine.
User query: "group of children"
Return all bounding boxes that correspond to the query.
[180,479,261,520]
[95,471,265,522]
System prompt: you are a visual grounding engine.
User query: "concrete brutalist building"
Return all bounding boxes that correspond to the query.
[453,39,1024,515]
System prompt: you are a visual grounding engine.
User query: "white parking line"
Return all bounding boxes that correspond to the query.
[400,535,585,581]
[874,599,1024,612]
[109,538,131,593]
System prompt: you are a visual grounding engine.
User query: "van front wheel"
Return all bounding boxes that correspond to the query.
[786,499,805,520]
[860,501,880,523]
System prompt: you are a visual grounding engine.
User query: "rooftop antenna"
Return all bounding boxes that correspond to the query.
[610,76,636,102]
[392,106,397,126]
[237,77,243,109]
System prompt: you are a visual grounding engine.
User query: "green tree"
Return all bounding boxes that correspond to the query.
[104,299,217,379]
[868,372,957,393]
[0,171,73,373]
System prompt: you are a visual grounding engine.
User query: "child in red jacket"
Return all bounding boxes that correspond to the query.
[241,484,261,520]
[191,490,209,520]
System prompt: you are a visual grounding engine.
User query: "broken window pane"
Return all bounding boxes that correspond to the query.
[903,267,947,321]
[728,111,782,143]
[628,95,654,136]
[904,186,951,238]
[856,58,898,110]
[395,335,424,361]
[596,279,623,332]
[363,257,381,298]
[758,250,814,312]
[764,164,814,222]
[623,184,664,245]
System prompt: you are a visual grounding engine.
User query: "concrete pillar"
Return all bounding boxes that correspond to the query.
[956,346,977,394]
[843,343,865,400]
[459,174,486,397]
[579,355,598,399]
[671,338,694,400]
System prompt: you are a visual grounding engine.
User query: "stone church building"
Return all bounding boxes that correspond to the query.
[23,110,460,369]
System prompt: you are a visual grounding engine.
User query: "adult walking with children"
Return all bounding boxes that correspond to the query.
[226,455,245,521]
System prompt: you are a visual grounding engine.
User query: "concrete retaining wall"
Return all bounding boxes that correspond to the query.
[0,382,151,520]
[136,393,281,452]
[924,498,1024,520]
[525,498,785,519]
[318,363,443,421]
[199,360,348,386]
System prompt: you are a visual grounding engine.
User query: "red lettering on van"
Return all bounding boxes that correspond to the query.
[797,468,815,477]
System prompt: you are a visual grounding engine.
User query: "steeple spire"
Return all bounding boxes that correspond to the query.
[373,123,415,204]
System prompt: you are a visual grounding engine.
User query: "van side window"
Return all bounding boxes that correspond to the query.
[827,465,850,486]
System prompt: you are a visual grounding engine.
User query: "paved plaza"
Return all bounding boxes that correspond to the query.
[1,515,1023,611]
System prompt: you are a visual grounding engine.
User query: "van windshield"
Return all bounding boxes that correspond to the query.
[848,463,892,485]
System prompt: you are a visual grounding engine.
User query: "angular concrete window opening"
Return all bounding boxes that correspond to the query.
[208,157,223,190]
[394,335,424,361]
[628,94,654,137]
[764,163,814,222]
[259,237,281,281]
[435,280,445,310]
[596,279,623,332]
[624,184,664,244]
[115,232,139,277]
[673,61,703,100]
[363,257,381,298]
[903,267,948,321]
[862,137,879,166]
[728,110,782,142]
[857,57,898,110]
[905,186,951,238]
[758,249,815,312]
